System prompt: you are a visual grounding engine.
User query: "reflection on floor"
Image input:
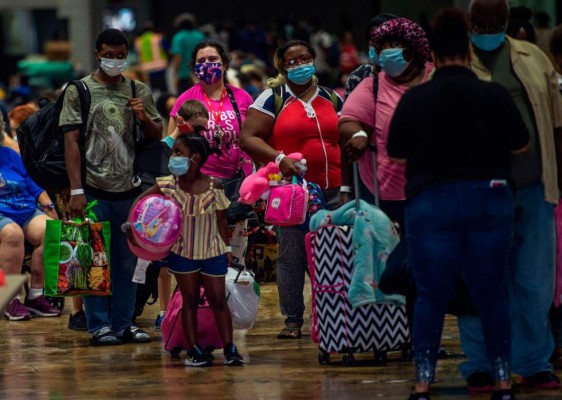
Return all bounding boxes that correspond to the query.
[0,282,560,399]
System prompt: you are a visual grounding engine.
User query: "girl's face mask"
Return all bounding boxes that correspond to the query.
[168,156,193,176]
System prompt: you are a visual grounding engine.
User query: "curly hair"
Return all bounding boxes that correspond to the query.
[371,18,431,67]
[8,103,38,130]
[176,132,221,166]
[95,28,128,52]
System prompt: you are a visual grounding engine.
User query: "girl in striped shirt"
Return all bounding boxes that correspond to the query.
[132,132,244,367]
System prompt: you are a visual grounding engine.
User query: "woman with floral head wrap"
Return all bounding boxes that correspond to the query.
[338,18,433,348]
[339,17,433,230]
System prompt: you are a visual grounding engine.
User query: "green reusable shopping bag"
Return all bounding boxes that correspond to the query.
[43,202,111,296]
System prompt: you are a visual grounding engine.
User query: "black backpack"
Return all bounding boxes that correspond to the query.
[17,80,90,194]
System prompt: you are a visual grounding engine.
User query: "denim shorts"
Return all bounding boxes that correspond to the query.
[0,209,44,233]
[166,252,228,277]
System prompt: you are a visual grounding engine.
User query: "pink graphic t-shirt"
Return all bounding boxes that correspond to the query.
[340,63,434,200]
[170,83,254,178]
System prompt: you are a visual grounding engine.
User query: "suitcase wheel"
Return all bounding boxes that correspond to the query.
[373,350,388,362]
[400,343,414,362]
[318,351,331,365]
[341,354,356,367]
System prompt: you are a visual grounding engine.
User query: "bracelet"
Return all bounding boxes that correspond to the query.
[340,186,352,193]
[42,202,56,210]
[352,130,368,139]
[70,188,84,196]
[274,153,286,168]
[226,246,233,252]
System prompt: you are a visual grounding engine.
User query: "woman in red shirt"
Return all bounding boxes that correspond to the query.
[240,40,342,339]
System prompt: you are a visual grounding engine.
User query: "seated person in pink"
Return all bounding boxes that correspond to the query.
[338,17,434,230]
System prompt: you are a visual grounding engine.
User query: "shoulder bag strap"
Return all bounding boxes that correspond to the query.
[224,85,243,131]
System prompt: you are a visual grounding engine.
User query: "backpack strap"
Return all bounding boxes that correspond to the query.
[58,80,91,127]
[273,84,339,117]
[318,86,339,113]
[272,85,286,119]
[372,73,379,103]
[62,80,91,185]
[130,80,143,143]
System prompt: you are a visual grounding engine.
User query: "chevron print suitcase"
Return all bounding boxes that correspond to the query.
[306,224,410,366]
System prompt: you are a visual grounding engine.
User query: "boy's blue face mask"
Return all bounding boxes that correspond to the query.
[379,48,410,77]
[168,156,191,176]
[470,33,506,52]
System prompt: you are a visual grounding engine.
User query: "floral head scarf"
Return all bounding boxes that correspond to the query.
[371,18,431,64]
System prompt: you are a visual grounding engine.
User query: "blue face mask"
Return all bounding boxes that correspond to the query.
[287,63,316,85]
[379,48,410,78]
[368,46,379,65]
[470,33,506,52]
[168,156,190,176]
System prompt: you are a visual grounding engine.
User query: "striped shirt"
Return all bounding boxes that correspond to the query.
[156,175,230,260]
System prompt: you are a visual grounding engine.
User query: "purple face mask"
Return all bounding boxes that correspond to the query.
[195,62,223,85]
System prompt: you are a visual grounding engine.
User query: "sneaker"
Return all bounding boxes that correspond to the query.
[68,310,88,331]
[154,313,165,332]
[4,299,32,321]
[24,295,62,317]
[520,371,561,389]
[490,389,516,400]
[185,345,212,367]
[466,372,495,393]
[223,342,244,366]
[90,327,122,346]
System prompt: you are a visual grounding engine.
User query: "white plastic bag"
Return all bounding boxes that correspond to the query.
[226,266,260,330]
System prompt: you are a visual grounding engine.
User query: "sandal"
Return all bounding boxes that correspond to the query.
[277,326,302,339]
[120,326,151,343]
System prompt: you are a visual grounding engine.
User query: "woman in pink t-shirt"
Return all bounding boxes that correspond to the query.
[339,18,434,231]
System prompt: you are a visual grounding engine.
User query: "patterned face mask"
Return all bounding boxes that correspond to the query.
[194,62,223,85]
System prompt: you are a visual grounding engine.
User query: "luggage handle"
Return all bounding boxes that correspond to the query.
[353,143,378,209]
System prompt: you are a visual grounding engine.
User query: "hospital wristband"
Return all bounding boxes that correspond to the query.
[70,188,84,196]
[274,153,286,168]
[340,186,352,193]
[226,246,233,252]
[352,130,368,139]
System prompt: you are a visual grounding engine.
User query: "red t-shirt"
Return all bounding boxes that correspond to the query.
[250,85,342,189]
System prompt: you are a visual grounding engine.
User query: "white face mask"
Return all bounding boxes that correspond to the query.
[100,58,127,77]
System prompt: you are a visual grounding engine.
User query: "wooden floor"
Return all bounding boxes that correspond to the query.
[0,282,561,400]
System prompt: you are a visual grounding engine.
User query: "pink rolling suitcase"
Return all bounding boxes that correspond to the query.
[161,287,223,358]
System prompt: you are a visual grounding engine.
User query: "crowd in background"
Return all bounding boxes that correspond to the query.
[2,2,562,399]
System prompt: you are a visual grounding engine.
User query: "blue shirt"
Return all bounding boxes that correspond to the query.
[0,146,44,226]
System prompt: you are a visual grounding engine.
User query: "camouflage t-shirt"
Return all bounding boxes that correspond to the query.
[59,75,161,192]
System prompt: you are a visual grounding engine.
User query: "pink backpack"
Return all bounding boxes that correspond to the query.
[265,177,308,226]
[161,287,223,357]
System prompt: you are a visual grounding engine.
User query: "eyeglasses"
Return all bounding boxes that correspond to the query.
[283,54,313,69]
[471,22,506,34]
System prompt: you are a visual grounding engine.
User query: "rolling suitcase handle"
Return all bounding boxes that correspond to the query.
[353,143,378,209]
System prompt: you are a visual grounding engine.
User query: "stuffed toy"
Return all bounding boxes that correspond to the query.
[238,152,305,204]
